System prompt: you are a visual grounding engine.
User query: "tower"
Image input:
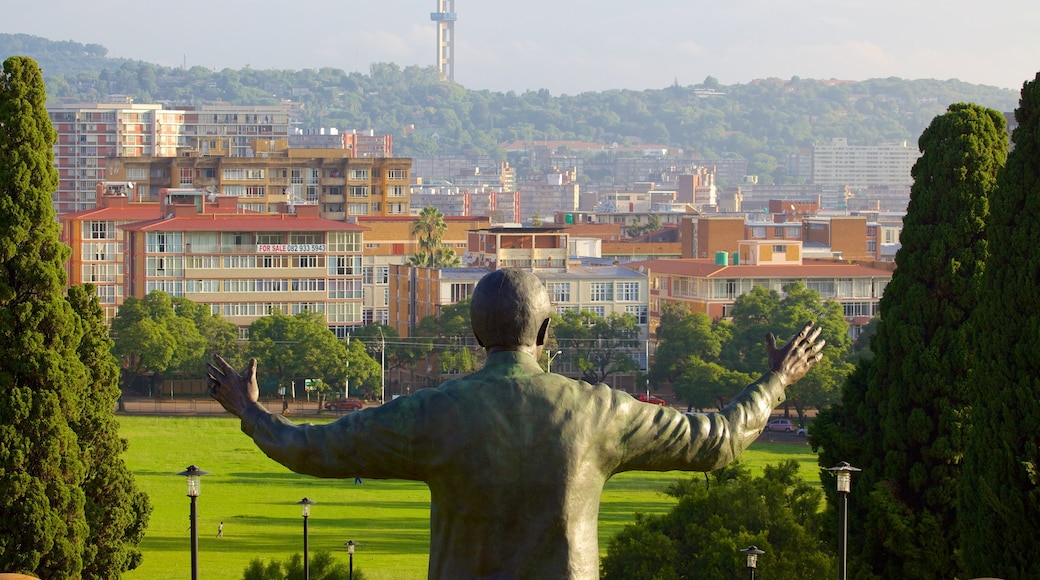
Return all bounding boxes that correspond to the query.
[430,0,457,82]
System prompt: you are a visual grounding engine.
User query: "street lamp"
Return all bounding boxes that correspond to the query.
[176,465,209,580]
[827,461,861,580]
[739,545,765,580]
[345,540,357,580]
[546,350,562,374]
[296,497,316,580]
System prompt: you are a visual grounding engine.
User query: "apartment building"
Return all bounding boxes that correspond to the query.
[355,215,491,326]
[60,185,368,335]
[48,102,292,213]
[629,239,893,339]
[811,138,921,188]
[104,140,412,221]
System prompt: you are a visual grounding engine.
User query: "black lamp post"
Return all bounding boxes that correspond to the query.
[546,350,562,373]
[345,540,356,580]
[739,545,765,580]
[296,497,316,580]
[827,461,861,580]
[176,465,209,580]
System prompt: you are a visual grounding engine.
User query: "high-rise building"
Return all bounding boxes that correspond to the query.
[48,101,291,212]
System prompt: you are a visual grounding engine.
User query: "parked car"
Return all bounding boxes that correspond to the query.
[324,397,364,412]
[796,426,809,437]
[764,417,795,432]
[637,393,667,406]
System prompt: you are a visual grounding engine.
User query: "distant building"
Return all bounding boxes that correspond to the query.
[48,102,292,212]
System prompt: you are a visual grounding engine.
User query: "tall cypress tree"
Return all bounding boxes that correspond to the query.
[814,103,1007,578]
[0,56,149,577]
[960,73,1040,579]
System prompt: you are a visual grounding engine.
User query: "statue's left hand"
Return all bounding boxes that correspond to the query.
[766,322,825,388]
[207,356,260,418]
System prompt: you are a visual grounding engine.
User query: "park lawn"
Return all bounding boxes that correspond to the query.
[119,415,820,580]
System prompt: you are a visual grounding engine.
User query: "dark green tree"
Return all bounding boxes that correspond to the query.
[815,102,1006,578]
[600,461,834,580]
[551,309,641,384]
[960,73,1040,578]
[110,291,206,392]
[0,55,149,577]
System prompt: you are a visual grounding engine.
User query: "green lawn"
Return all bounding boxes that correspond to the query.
[120,415,820,579]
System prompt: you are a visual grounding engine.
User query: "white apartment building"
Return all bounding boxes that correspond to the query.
[811,138,921,188]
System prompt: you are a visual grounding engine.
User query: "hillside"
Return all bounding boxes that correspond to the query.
[2,33,1023,179]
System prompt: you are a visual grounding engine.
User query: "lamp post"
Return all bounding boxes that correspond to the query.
[827,461,861,580]
[378,326,386,405]
[546,350,562,374]
[345,540,356,580]
[739,545,764,580]
[176,465,209,580]
[296,497,316,580]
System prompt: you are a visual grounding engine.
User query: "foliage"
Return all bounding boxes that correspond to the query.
[414,298,484,380]
[247,309,378,402]
[242,551,366,580]
[600,460,834,580]
[407,206,460,267]
[626,214,662,238]
[1,34,1021,166]
[110,291,238,393]
[350,323,433,379]
[722,282,852,422]
[814,102,1007,579]
[551,309,641,384]
[0,55,149,578]
[960,73,1040,579]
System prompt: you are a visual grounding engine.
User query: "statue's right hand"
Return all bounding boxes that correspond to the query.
[207,355,260,418]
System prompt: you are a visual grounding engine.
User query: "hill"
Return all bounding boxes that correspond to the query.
[2,33,1023,177]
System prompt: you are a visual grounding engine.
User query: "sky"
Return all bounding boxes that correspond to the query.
[4,0,1038,95]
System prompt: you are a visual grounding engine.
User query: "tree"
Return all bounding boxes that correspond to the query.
[351,323,433,386]
[110,292,207,393]
[600,461,834,580]
[0,55,149,577]
[551,309,641,384]
[408,206,460,267]
[815,102,1006,578]
[247,309,375,403]
[960,74,1040,578]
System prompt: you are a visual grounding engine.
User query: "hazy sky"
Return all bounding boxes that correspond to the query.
[4,0,1037,95]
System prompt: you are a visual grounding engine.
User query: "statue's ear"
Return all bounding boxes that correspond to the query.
[536,317,550,346]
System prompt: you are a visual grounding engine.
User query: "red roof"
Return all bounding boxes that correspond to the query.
[120,214,369,233]
[626,258,892,278]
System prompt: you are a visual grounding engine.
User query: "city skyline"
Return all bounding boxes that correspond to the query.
[2,0,1037,95]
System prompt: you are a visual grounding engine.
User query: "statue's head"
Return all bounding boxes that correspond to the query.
[471,269,552,351]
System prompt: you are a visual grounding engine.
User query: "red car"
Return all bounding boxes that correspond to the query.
[324,397,364,412]
[637,393,667,406]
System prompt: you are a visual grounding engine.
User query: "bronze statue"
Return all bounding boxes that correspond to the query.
[208,268,824,579]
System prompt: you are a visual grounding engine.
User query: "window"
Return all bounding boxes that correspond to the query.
[450,283,474,303]
[348,203,369,215]
[87,221,114,240]
[349,168,369,180]
[329,255,360,276]
[291,279,326,292]
[297,255,319,268]
[590,282,613,302]
[126,167,147,180]
[548,282,571,303]
[328,232,361,253]
[179,167,193,186]
[350,186,368,197]
[146,232,183,253]
[387,169,407,180]
[616,282,640,301]
[387,202,407,214]
[244,185,265,198]
[328,279,363,299]
[751,227,766,239]
[583,305,606,317]
[388,185,407,197]
[773,245,786,253]
[626,305,648,325]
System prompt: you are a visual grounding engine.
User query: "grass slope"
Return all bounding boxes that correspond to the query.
[120,415,818,579]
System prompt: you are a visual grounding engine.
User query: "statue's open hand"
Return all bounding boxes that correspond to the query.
[207,355,260,418]
[767,322,826,387]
